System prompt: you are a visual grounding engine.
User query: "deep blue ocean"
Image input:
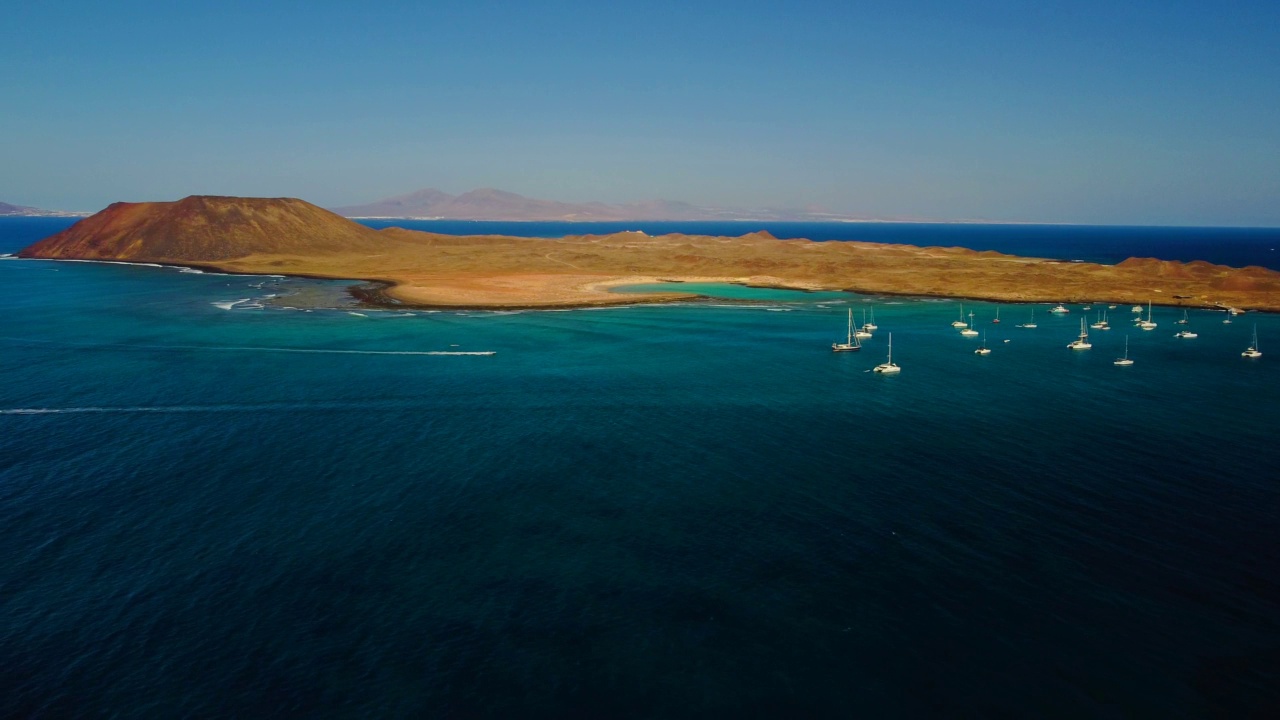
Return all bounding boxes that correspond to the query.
[2,217,1279,717]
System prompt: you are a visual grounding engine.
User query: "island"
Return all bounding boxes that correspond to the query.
[19,195,1280,311]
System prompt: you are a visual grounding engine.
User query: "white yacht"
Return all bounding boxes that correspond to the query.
[1242,326,1262,358]
[1139,301,1157,330]
[874,333,901,373]
[1114,335,1134,366]
[960,312,980,336]
[854,310,873,339]
[832,308,862,352]
[1173,328,1198,339]
[1050,303,1070,314]
[951,304,968,328]
[1019,309,1037,329]
[975,331,992,355]
[1131,305,1144,313]
[1068,318,1092,350]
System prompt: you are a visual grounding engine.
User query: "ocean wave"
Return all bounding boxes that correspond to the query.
[46,259,165,268]
[348,311,368,317]
[177,267,204,274]
[212,298,251,310]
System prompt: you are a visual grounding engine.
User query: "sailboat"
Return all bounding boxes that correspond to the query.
[1019,309,1037,329]
[992,307,1001,324]
[951,304,968,328]
[1067,318,1092,349]
[960,312,980,337]
[832,308,862,352]
[854,309,873,339]
[1223,310,1233,324]
[1176,310,1189,325]
[1114,335,1134,366]
[1242,325,1262,358]
[975,330,992,355]
[1090,310,1109,330]
[1139,301,1157,330]
[874,332,901,373]
[863,306,878,331]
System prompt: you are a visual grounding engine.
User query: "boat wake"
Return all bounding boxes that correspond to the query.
[212,298,252,310]
[1,336,496,357]
[168,345,495,356]
[0,400,456,415]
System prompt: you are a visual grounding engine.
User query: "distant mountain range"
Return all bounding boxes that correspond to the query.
[0,200,88,217]
[331,188,866,222]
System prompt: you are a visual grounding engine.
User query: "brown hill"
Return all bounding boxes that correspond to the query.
[18,195,1280,311]
[19,195,388,262]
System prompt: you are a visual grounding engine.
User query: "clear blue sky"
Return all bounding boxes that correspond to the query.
[2,0,1278,225]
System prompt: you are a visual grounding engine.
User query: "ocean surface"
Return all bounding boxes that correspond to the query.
[2,218,1279,717]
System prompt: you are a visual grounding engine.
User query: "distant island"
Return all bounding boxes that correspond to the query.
[20,195,1280,311]
[0,198,88,215]
[0,200,89,218]
[331,187,913,223]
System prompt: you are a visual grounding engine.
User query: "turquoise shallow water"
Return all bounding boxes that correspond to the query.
[2,220,1279,716]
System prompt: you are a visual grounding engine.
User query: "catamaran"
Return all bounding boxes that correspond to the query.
[951,304,968,328]
[960,312,979,336]
[1018,309,1037,329]
[1114,335,1134,366]
[975,330,992,355]
[874,333,901,373]
[832,308,862,352]
[854,309,873,339]
[1176,310,1189,325]
[1242,325,1262,358]
[863,306,878,331]
[1068,318,1092,349]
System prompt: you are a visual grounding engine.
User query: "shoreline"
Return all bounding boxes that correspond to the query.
[19,256,1276,314]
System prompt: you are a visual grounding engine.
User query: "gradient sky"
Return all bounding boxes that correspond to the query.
[2,0,1278,225]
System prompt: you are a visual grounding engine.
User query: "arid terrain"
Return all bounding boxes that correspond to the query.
[20,195,1280,311]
